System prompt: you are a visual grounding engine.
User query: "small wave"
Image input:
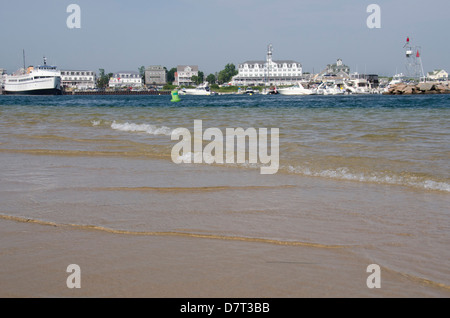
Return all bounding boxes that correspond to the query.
[0,214,350,249]
[285,166,450,192]
[111,121,172,136]
[174,151,264,169]
[89,185,296,192]
[380,264,450,292]
[91,120,101,126]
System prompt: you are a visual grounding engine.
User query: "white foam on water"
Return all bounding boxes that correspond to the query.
[111,121,172,136]
[286,165,450,192]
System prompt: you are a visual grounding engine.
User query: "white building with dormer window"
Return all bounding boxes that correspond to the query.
[174,65,199,86]
[109,71,143,88]
[427,69,448,81]
[232,44,303,86]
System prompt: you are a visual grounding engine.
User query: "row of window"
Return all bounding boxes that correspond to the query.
[62,77,94,81]
[61,71,95,76]
[240,64,301,69]
[110,79,141,82]
[236,75,303,79]
[241,70,301,73]
[114,74,139,78]
[8,76,53,82]
[238,73,302,77]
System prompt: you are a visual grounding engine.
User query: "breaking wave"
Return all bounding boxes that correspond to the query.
[111,121,172,136]
[285,165,450,192]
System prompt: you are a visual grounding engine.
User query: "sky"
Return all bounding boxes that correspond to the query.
[0,0,449,76]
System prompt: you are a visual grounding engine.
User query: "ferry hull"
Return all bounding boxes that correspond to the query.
[3,88,62,95]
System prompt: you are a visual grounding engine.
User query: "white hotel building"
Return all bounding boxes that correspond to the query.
[61,70,97,90]
[232,45,303,86]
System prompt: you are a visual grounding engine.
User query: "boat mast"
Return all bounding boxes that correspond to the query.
[23,49,26,73]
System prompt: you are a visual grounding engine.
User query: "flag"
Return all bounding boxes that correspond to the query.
[416,50,420,58]
[403,36,410,48]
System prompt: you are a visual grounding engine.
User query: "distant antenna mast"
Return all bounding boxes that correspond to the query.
[23,49,26,72]
[404,37,425,81]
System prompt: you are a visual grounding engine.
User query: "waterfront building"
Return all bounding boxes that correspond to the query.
[61,70,97,90]
[231,44,303,86]
[109,71,143,88]
[313,58,351,81]
[427,69,448,81]
[325,58,350,76]
[144,66,167,87]
[315,58,350,79]
[174,65,199,86]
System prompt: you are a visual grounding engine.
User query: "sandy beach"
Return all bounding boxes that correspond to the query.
[1,156,449,298]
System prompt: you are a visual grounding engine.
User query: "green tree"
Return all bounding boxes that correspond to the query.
[138,66,146,84]
[206,73,216,84]
[191,71,205,85]
[167,67,177,84]
[217,63,238,84]
[97,68,112,89]
[198,71,204,83]
[191,75,200,85]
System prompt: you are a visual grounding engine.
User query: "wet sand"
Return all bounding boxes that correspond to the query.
[0,216,445,298]
[1,155,449,298]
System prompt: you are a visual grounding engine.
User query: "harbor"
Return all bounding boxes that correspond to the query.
[1,42,448,97]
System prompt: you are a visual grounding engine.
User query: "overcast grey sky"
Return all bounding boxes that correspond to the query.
[0,0,448,76]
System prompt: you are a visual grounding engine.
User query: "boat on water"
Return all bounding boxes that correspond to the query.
[314,81,344,95]
[348,78,372,94]
[179,82,214,96]
[278,82,315,95]
[244,87,258,95]
[3,57,62,95]
[261,86,279,95]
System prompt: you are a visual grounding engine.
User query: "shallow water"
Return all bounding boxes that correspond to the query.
[0,94,449,297]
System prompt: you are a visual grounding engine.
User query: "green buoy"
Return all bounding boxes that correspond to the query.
[171,90,181,102]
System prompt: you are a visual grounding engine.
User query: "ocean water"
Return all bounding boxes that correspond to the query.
[0,93,449,297]
[1,94,448,191]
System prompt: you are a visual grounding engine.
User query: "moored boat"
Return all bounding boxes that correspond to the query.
[278,82,315,95]
[179,82,213,96]
[3,57,62,95]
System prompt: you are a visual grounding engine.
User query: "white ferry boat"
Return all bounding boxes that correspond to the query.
[3,57,62,95]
